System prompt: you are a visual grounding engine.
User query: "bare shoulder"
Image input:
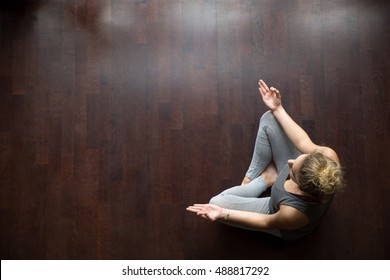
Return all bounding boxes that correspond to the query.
[316,146,340,164]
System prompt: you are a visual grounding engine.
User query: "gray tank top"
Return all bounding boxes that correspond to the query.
[269,164,333,240]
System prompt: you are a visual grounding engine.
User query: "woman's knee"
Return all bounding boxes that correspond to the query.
[259,110,277,126]
[259,110,285,141]
[209,195,221,205]
[260,110,273,122]
[209,194,230,207]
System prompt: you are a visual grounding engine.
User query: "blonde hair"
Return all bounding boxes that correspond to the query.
[296,152,344,199]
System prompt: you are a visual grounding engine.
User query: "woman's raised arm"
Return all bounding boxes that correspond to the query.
[259,79,339,163]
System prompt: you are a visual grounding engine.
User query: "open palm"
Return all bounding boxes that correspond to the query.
[186,204,223,221]
[258,79,282,110]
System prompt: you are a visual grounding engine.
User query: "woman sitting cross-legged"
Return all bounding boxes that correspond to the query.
[186,79,344,241]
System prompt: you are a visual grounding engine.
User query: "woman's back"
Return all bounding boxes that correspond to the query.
[269,165,334,240]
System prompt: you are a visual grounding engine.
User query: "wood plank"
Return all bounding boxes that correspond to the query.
[0,0,389,260]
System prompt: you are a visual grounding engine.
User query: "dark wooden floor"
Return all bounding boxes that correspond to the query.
[1,0,389,260]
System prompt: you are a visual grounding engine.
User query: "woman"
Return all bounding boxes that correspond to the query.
[186,79,344,240]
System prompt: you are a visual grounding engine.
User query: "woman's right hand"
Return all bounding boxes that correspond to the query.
[186,204,223,221]
[258,79,282,111]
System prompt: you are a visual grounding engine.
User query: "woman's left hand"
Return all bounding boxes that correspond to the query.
[259,79,282,111]
[186,204,223,221]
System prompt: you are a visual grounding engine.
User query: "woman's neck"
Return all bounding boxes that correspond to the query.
[285,179,310,196]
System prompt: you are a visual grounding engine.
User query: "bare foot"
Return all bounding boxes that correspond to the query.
[260,162,278,187]
[241,176,251,186]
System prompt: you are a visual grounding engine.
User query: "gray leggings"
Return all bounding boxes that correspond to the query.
[209,111,300,237]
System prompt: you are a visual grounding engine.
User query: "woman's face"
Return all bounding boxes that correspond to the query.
[288,154,307,183]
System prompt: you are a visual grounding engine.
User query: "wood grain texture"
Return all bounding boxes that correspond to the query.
[0,0,389,259]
